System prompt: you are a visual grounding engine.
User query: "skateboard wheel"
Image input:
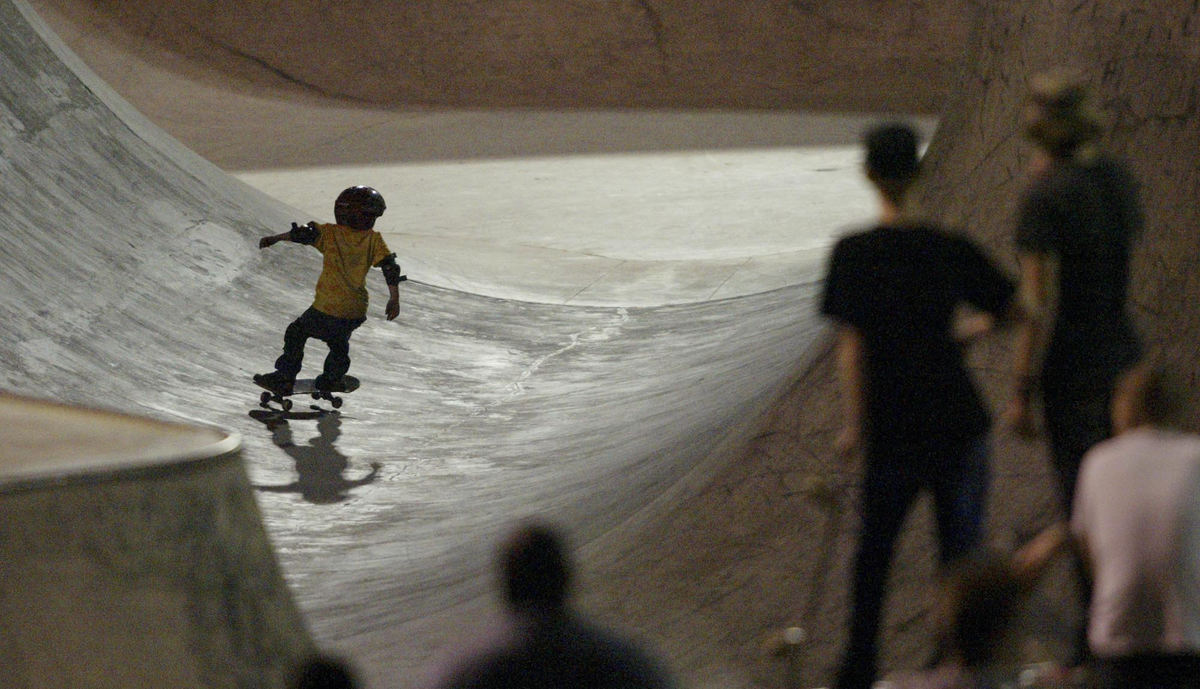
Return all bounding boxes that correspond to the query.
[332,397,343,409]
[260,391,272,405]
[282,398,293,411]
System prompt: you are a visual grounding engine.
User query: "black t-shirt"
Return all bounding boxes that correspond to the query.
[1015,156,1142,393]
[820,224,1015,446]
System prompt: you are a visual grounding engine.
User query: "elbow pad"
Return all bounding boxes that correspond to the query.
[288,222,319,245]
[379,254,405,286]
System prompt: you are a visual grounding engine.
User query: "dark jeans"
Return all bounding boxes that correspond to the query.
[836,435,990,689]
[273,307,365,380]
[1091,654,1200,689]
[1042,389,1114,517]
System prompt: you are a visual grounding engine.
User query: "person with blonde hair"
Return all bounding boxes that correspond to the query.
[1007,70,1143,513]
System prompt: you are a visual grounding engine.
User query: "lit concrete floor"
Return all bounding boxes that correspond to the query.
[227,110,904,306]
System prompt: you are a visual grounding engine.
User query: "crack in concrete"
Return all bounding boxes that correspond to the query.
[631,0,669,74]
[201,31,368,104]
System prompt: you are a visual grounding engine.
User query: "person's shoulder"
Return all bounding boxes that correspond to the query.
[1090,153,1132,173]
[1089,154,1140,188]
[826,227,876,267]
[834,223,917,252]
[882,221,971,250]
[1081,428,1157,473]
[1025,163,1074,200]
[899,220,956,239]
[831,225,877,246]
[1156,428,1200,456]
[566,616,674,687]
[431,649,514,689]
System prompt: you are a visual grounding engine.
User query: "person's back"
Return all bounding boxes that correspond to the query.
[431,522,674,689]
[1074,427,1200,655]
[1017,155,1141,385]
[822,122,1016,689]
[309,221,394,320]
[825,223,1012,444]
[1071,365,1200,688]
[441,608,672,689]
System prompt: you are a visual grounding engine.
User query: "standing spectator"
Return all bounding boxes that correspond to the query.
[821,123,1017,689]
[429,521,675,689]
[1006,70,1143,515]
[1072,364,1200,688]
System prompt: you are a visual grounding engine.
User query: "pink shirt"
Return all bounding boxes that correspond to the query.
[1072,428,1200,656]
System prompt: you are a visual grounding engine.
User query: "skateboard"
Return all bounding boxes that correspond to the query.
[255,375,360,411]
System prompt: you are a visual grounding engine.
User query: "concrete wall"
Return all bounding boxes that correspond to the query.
[36,0,971,112]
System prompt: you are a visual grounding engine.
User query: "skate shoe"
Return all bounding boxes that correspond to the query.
[314,373,346,392]
[254,371,294,395]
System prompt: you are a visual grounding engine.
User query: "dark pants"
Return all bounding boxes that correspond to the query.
[1091,654,1200,689]
[274,307,365,380]
[1042,389,1114,516]
[836,436,990,689]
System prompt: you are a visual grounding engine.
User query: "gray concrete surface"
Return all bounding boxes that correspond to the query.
[0,395,312,689]
[27,0,970,111]
[0,2,836,687]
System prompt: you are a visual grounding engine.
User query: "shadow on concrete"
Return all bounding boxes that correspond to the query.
[249,409,382,504]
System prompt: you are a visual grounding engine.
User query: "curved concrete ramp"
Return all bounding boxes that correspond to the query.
[0,394,313,689]
[0,1,825,687]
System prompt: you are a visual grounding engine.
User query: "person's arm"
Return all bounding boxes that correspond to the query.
[951,235,1024,344]
[377,254,405,320]
[1012,522,1071,586]
[260,221,318,249]
[834,324,867,456]
[259,231,289,249]
[1006,251,1056,435]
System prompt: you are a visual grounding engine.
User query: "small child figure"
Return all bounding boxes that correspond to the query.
[255,185,403,394]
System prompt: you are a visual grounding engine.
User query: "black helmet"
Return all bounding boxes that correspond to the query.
[335,186,386,218]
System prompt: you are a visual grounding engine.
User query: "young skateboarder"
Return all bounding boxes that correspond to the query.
[255,185,403,394]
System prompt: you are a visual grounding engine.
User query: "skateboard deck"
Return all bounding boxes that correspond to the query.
[255,375,359,411]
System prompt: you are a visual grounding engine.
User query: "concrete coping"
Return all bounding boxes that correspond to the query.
[0,392,240,487]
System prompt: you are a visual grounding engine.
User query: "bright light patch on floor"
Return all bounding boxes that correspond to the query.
[235,145,874,306]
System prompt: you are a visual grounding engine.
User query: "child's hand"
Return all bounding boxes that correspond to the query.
[385,296,400,321]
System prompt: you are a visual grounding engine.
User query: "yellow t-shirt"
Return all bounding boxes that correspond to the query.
[310,223,393,319]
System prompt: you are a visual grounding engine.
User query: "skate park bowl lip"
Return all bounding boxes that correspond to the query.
[0,392,241,487]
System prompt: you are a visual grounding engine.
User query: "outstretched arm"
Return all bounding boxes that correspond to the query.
[260,221,318,249]
[259,232,289,249]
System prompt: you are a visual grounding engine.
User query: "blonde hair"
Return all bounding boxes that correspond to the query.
[1023,69,1105,161]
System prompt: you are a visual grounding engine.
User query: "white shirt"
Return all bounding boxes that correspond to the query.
[1072,427,1200,656]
